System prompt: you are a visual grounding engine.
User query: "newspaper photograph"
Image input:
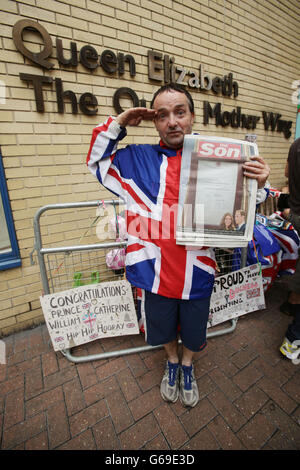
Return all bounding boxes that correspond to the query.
[176,135,258,248]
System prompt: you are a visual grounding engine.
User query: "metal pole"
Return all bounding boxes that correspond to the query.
[241,246,248,270]
[60,319,238,363]
[33,206,51,295]
[40,241,126,255]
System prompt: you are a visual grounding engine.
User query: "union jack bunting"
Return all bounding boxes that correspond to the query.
[260,252,282,292]
[268,187,282,198]
[87,117,216,300]
[237,221,299,292]
[270,225,299,276]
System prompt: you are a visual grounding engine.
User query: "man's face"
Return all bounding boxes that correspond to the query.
[235,211,243,225]
[152,90,195,149]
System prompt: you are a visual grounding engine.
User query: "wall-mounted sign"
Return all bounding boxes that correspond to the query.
[204,102,292,138]
[12,19,293,138]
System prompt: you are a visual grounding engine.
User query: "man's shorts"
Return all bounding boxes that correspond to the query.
[138,290,211,352]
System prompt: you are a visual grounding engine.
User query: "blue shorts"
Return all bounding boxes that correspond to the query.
[138,290,210,352]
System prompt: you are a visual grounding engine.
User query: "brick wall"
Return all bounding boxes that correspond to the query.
[0,0,299,335]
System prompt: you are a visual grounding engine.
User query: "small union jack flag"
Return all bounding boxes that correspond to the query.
[82,310,96,329]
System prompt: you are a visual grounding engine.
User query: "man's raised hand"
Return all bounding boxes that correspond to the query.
[116,107,156,127]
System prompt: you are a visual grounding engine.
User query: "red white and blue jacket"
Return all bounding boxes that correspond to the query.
[87,118,215,299]
[86,117,265,300]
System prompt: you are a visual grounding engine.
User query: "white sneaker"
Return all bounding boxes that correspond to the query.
[179,364,199,407]
[280,337,300,363]
[160,361,180,403]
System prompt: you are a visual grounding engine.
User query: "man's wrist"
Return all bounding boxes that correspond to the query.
[116,113,127,127]
[256,187,268,204]
[108,118,127,138]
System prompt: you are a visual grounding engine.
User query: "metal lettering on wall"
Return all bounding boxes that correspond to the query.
[12,19,292,138]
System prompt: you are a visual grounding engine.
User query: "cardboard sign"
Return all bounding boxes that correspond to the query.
[40,280,139,351]
[208,264,265,328]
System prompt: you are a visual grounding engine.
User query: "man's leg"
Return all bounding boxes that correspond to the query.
[142,291,209,407]
[161,341,199,406]
[286,310,300,343]
[286,212,300,308]
[141,291,181,403]
[163,338,179,364]
[178,344,199,407]
[181,344,195,366]
[280,309,300,360]
[280,212,300,359]
[178,297,211,408]
[160,339,181,403]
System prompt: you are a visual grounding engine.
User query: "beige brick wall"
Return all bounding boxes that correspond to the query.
[0,0,299,335]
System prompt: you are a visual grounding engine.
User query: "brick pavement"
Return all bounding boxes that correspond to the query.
[0,282,299,451]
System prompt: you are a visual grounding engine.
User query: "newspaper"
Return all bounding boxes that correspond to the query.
[176,135,258,248]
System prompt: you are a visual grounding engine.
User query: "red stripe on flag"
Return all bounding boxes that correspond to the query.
[86,117,114,165]
[156,154,188,297]
[197,256,216,270]
[271,232,294,253]
[126,243,145,253]
[108,168,152,212]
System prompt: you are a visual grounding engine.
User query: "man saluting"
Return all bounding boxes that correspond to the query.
[87,84,270,407]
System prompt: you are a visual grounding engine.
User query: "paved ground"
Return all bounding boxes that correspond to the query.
[0,282,299,451]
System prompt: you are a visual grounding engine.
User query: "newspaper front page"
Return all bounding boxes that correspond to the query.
[176,135,258,248]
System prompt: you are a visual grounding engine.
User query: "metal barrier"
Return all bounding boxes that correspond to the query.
[33,200,246,364]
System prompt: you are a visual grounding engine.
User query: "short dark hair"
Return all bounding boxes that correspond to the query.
[150,83,194,114]
[235,209,246,217]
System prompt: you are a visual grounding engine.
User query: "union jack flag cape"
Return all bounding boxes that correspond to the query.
[87,117,216,300]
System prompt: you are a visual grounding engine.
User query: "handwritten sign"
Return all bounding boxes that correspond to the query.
[40,280,139,351]
[208,264,265,328]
